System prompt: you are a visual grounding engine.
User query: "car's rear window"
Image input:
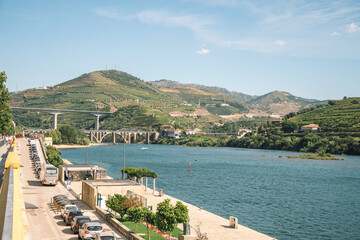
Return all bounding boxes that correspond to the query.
[66,206,77,211]
[88,226,102,231]
[101,237,115,240]
[70,211,83,217]
[78,218,91,225]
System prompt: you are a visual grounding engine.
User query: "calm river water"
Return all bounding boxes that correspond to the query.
[61,144,360,240]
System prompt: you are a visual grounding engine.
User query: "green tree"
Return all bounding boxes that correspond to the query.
[106,194,127,219]
[58,125,89,144]
[0,72,14,135]
[46,145,63,167]
[174,201,189,229]
[126,207,143,231]
[142,207,156,240]
[46,129,62,144]
[328,100,336,105]
[47,154,64,167]
[156,199,177,240]
[156,199,189,240]
[281,120,299,133]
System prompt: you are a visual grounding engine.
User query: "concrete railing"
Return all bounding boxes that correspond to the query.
[39,138,49,164]
[0,139,24,240]
[95,207,143,240]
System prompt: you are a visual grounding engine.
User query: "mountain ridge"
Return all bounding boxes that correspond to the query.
[10,70,324,117]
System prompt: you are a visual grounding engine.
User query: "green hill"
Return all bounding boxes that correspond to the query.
[149,79,250,114]
[289,98,360,132]
[247,90,324,115]
[11,70,180,110]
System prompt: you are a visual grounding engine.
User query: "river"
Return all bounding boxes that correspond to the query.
[61,144,360,240]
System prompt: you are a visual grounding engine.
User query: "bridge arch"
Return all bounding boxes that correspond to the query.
[88,130,159,144]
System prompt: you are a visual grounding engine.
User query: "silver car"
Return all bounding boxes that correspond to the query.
[78,222,103,240]
[61,204,79,219]
[93,231,116,240]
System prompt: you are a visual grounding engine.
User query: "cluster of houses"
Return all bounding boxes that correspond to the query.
[159,121,319,139]
[159,125,197,138]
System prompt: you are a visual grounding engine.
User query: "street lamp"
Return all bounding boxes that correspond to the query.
[122,136,125,179]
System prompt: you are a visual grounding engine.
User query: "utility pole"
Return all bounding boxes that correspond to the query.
[122,137,126,179]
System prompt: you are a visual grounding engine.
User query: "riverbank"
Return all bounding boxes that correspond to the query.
[152,133,360,155]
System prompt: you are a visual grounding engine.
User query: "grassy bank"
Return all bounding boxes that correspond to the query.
[116,218,183,240]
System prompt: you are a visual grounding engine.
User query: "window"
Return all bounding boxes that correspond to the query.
[46,168,58,174]
[87,226,102,231]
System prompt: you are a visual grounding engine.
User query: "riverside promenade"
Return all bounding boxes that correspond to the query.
[68,176,276,240]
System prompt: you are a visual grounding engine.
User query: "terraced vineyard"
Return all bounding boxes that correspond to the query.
[291,98,360,132]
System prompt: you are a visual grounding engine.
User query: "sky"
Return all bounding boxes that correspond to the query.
[1,0,360,100]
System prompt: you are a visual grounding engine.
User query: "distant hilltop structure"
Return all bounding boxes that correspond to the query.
[35,82,55,90]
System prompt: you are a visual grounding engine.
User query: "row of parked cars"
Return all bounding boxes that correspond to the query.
[54,195,116,240]
[28,138,42,174]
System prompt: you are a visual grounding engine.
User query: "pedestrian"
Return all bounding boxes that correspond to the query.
[5,136,8,145]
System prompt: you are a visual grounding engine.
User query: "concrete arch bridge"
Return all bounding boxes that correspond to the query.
[85,130,159,144]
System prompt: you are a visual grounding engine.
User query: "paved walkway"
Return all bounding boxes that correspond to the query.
[143,189,276,240]
[17,138,128,240]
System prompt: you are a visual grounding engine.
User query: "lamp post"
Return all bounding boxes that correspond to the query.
[122,136,125,179]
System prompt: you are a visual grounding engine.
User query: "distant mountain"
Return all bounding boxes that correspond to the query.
[150,79,256,103]
[246,90,324,115]
[148,79,250,114]
[149,81,324,115]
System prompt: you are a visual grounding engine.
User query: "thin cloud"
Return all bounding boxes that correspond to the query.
[331,32,340,37]
[347,23,360,33]
[275,40,285,46]
[243,1,360,33]
[95,8,213,40]
[196,48,210,54]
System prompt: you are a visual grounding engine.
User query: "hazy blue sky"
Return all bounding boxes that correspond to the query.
[1,0,359,100]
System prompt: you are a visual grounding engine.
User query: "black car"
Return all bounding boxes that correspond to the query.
[64,210,83,226]
[71,216,91,233]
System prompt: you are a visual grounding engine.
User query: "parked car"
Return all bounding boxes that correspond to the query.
[35,162,42,171]
[64,210,83,226]
[71,216,91,234]
[78,222,103,240]
[93,231,116,240]
[61,204,79,218]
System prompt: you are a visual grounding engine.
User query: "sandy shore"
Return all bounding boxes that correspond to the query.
[55,143,113,149]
